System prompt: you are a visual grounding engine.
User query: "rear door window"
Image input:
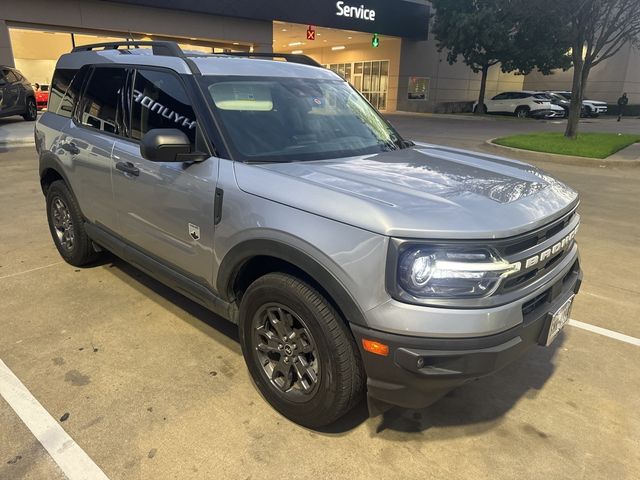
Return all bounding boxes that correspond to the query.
[130,69,197,146]
[78,67,128,135]
[4,70,18,83]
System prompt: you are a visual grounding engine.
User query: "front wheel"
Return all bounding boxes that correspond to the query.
[239,273,364,428]
[22,97,37,121]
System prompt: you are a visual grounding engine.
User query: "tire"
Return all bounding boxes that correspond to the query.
[46,180,99,266]
[515,106,529,119]
[239,272,364,428]
[474,104,487,114]
[584,106,593,118]
[22,97,37,121]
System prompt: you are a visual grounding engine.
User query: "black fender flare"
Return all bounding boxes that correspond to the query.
[216,239,367,327]
[39,153,87,219]
[39,153,72,193]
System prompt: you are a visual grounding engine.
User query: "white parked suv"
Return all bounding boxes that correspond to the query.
[549,91,607,118]
[474,91,566,119]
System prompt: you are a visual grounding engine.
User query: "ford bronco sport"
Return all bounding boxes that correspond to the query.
[36,41,582,428]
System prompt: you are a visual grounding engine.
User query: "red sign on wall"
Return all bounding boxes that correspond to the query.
[306,25,316,41]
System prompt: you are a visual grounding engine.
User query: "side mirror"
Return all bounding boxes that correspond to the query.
[140,128,206,162]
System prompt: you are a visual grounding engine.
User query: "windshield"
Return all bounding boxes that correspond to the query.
[557,92,571,100]
[200,76,406,162]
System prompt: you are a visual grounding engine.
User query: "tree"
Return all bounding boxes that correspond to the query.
[561,0,640,138]
[431,0,571,115]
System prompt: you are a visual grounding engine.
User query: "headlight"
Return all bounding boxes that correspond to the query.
[397,246,520,299]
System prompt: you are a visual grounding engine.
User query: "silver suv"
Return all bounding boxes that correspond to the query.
[36,42,582,428]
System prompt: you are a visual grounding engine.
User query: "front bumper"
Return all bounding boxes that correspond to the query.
[352,259,582,413]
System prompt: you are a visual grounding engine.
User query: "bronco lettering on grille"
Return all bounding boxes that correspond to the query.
[515,226,579,272]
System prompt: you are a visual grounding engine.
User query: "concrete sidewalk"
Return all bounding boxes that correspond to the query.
[0,116,37,145]
[609,141,640,161]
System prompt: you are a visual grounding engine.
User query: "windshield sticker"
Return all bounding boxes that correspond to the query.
[133,89,196,129]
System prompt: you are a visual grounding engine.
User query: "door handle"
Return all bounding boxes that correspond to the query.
[115,161,140,177]
[61,142,80,154]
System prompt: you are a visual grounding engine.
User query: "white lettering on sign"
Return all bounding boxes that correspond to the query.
[336,1,376,21]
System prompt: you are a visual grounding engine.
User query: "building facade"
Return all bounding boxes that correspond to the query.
[1,0,637,113]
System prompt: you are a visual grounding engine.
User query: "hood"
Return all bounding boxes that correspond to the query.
[234,144,579,239]
[584,100,607,106]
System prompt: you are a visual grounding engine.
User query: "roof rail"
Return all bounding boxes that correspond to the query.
[71,41,321,68]
[209,52,321,68]
[71,41,184,58]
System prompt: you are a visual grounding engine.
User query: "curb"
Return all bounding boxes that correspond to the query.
[485,139,640,168]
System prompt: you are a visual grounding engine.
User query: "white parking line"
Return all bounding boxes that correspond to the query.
[568,319,640,347]
[0,359,109,480]
[0,262,63,281]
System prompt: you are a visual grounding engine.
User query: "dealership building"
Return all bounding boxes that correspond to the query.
[1,0,638,112]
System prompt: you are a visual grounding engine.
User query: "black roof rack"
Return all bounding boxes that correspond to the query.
[209,52,321,68]
[71,40,184,57]
[70,40,321,68]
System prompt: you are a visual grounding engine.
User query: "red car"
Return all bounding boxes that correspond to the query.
[34,83,49,110]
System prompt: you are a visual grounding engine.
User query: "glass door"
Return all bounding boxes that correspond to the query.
[325,60,389,110]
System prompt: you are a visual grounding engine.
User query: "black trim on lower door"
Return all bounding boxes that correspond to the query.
[85,222,236,323]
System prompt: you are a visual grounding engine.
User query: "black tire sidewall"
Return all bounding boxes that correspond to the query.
[23,98,37,121]
[46,181,96,266]
[239,274,357,427]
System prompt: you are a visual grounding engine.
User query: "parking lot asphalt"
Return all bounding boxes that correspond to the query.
[1,117,640,479]
[385,113,640,153]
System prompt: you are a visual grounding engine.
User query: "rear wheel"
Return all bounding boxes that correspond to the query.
[46,180,99,266]
[22,97,37,121]
[515,106,529,119]
[239,272,364,428]
[474,104,487,114]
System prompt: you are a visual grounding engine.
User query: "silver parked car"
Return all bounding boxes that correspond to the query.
[35,42,582,428]
[0,65,37,121]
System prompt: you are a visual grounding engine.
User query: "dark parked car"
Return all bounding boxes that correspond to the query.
[0,66,37,121]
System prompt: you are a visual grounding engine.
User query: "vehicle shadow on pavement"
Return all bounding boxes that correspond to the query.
[370,335,565,437]
[103,255,240,346]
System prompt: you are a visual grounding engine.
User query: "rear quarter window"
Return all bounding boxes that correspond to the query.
[49,68,85,117]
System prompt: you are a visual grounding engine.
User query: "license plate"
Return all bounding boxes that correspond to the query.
[545,295,574,346]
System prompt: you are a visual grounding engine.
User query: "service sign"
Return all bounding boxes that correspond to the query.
[102,0,430,39]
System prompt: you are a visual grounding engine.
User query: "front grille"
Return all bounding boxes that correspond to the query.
[521,258,580,319]
[494,208,578,294]
[522,290,549,317]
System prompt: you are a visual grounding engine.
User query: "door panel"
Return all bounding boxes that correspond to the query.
[0,70,20,114]
[112,67,217,285]
[61,121,116,228]
[63,66,130,229]
[111,140,218,285]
